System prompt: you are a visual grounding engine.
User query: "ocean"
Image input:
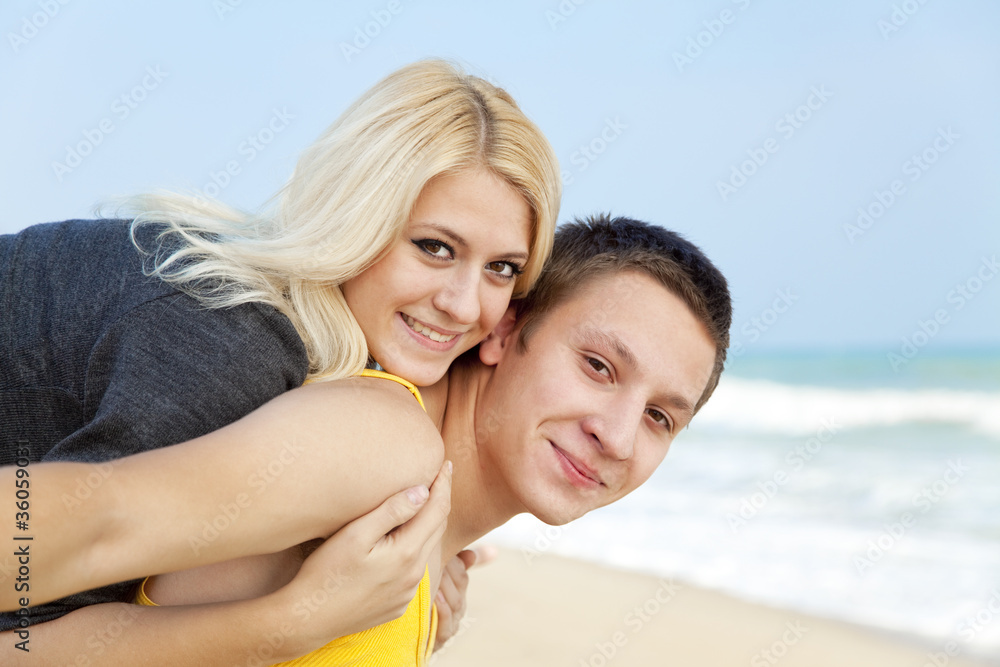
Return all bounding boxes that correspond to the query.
[488,349,1000,661]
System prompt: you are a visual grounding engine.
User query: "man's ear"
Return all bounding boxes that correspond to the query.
[479,307,518,366]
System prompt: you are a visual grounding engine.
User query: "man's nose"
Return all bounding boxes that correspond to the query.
[581,399,638,461]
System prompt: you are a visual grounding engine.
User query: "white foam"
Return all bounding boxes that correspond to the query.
[693,377,1000,438]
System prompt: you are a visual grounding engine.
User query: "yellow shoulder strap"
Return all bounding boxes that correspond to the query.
[305,369,425,412]
[358,368,425,411]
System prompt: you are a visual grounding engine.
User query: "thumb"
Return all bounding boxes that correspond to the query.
[341,485,429,543]
[458,544,499,569]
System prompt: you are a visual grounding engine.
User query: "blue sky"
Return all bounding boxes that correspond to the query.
[2,0,998,354]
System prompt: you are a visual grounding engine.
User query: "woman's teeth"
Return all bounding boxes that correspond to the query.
[403,315,457,343]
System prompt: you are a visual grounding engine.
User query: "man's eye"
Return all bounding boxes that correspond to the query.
[588,358,609,375]
[646,408,672,431]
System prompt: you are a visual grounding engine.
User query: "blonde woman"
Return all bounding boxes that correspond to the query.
[0,59,559,657]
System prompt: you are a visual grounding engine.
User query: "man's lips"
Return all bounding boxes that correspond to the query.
[551,443,603,487]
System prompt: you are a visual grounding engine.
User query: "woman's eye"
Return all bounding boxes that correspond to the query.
[487,261,521,279]
[415,240,452,259]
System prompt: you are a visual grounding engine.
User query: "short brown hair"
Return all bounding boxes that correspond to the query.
[514,214,731,414]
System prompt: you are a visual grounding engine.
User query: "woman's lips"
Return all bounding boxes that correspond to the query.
[402,313,458,342]
[397,312,462,350]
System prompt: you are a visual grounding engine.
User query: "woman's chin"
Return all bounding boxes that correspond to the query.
[378,358,449,387]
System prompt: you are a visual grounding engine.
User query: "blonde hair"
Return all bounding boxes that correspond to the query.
[125,59,561,381]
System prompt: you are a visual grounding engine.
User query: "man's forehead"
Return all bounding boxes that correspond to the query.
[547,270,692,336]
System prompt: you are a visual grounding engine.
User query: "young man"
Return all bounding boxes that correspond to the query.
[1,214,731,665]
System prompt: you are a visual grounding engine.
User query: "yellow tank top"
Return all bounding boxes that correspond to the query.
[135,369,437,665]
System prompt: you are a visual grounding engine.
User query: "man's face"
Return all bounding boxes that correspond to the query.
[477,270,716,526]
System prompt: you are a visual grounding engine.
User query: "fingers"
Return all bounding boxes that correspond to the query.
[434,552,468,645]
[336,482,430,547]
[392,460,452,563]
[435,570,462,618]
[456,543,498,570]
[456,549,477,569]
[434,590,455,645]
[474,544,499,565]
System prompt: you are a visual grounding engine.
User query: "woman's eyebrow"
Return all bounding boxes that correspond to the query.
[415,222,469,248]
[414,221,529,260]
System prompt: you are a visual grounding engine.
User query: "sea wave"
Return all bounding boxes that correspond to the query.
[694,377,1000,438]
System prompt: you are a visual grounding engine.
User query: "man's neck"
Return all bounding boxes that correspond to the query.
[422,358,522,561]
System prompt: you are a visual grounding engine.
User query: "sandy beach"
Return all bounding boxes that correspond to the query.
[430,549,997,667]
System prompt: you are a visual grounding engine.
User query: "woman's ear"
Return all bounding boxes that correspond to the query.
[479,307,518,366]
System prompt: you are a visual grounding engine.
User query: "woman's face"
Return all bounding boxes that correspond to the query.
[342,168,533,386]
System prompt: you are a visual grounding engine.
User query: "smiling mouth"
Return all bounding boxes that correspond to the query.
[402,314,458,343]
[551,443,603,487]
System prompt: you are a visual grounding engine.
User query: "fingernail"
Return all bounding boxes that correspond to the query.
[444,460,453,475]
[407,485,429,505]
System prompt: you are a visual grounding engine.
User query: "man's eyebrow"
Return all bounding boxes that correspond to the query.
[580,328,639,372]
[663,394,695,427]
[413,222,530,261]
[579,327,695,424]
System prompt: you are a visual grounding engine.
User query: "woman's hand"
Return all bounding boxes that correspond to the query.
[271,460,453,654]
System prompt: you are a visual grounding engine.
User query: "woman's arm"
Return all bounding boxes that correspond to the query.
[0,461,451,664]
[1,375,444,611]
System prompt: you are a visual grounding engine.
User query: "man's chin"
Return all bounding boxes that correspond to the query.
[531,504,590,527]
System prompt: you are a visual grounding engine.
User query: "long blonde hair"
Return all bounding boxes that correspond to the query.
[125,59,561,381]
